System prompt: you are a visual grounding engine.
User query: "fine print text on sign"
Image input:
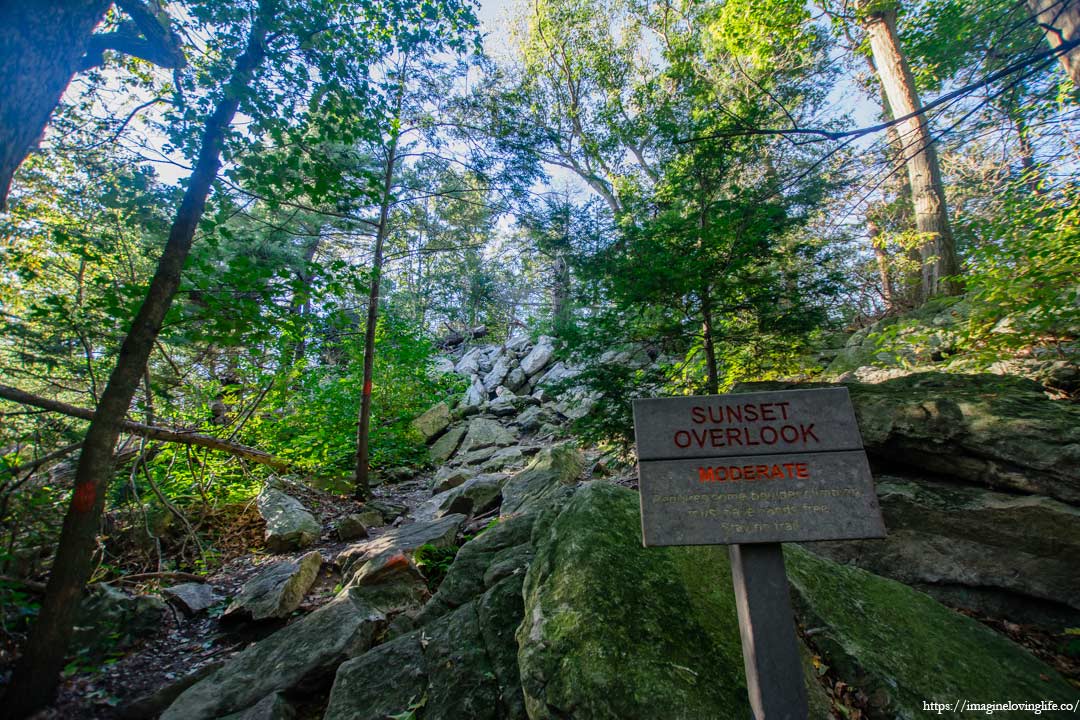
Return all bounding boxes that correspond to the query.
[634,387,886,546]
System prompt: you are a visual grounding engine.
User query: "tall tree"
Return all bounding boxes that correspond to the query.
[4,2,276,713]
[857,0,962,301]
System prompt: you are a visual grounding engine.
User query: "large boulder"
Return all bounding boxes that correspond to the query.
[785,544,1075,717]
[518,482,1073,720]
[737,373,1080,504]
[224,551,323,622]
[256,482,321,553]
[412,402,451,442]
[462,375,487,409]
[483,354,512,391]
[161,582,413,720]
[415,475,503,522]
[324,582,521,720]
[455,347,485,375]
[805,474,1080,626]
[518,482,752,719]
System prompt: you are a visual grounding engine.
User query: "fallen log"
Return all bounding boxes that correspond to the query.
[0,384,290,472]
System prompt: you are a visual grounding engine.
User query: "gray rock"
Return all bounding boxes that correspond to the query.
[488,396,518,417]
[804,473,1080,623]
[431,466,475,494]
[416,512,535,625]
[534,360,578,387]
[162,582,221,617]
[785,544,1075,717]
[505,334,533,353]
[257,485,320,553]
[458,417,516,455]
[412,402,451,442]
[482,446,524,472]
[457,444,499,466]
[742,373,1080,504]
[515,405,552,433]
[505,366,527,391]
[335,514,369,541]
[501,444,584,515]
[365,499,407,524]
[338,514,466,584]
[462,375,487,409]
[455,347,485,375]
[520,336,556,376]
[353,509,385,529]
[324,599,507,720]
[483,354,512,391]
[438,475,503,519]
[161,582,414,720]
[430,424,467,463]
[119,661,225,719]
[224,551,322,621]
[323,628,428,720]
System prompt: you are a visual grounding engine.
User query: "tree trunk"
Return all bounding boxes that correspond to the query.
[860,2,961,302]
[0,384,289,471]
[700,286,720,395]
[3,5,274,714]
[868,220,895,310]
[353,127,401,499]
[1029,0,1080,86]
[0,1,110,209]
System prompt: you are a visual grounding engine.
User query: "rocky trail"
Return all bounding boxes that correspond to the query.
[34,336,1080,719]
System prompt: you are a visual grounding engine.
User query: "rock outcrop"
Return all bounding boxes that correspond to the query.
[158,340,1078,720]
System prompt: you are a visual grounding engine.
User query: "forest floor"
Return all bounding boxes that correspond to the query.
[36,475,438,720]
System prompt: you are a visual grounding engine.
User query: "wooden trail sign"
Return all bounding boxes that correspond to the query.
[633,387,885,720]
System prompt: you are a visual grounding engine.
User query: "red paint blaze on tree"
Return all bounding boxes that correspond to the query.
[71,482,96,512]
[697,463,810,483]
[363,379,372,396]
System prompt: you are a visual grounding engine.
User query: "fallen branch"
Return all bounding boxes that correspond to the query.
[113,571,206,585]
[0,384,290,472]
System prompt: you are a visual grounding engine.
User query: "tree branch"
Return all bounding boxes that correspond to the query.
[0,385,289,471]
[678,36,1080,145]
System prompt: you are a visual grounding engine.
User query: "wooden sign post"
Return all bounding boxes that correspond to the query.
[633,387,886,720]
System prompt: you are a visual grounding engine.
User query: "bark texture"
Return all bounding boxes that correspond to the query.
[0,1,110,209]
[1029,0,1080,86]
[860,2,961,302]
[0,1,185,209]
[3,3,275,714]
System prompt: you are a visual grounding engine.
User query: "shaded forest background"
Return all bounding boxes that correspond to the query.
[0,0,1077,714]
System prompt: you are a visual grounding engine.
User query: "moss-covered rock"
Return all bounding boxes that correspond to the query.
[500,443,583,515]
[785,545,1075,718]
[517,482,752,719]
